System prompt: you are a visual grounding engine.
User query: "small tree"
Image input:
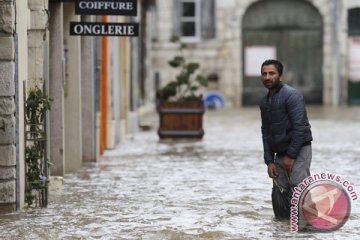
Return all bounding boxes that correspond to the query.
[156,36,208,101]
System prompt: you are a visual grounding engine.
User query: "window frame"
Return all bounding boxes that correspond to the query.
[179,0,201,42]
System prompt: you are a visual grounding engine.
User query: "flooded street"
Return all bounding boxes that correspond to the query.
[1,106,360,239]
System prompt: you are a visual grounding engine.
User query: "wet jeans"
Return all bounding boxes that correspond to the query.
[274,145,312,189]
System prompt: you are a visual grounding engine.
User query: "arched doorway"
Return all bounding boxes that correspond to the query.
[242,0,323,105]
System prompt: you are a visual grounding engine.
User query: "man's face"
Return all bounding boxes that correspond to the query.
[261,64,281,90]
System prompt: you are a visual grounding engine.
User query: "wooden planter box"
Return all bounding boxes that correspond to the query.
[157,100,205,139]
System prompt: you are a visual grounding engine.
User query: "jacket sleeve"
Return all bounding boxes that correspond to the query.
[285,91,307,159]
[260,106,274,165]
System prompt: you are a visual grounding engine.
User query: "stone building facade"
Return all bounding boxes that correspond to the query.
[0,0,155,213]
[151,0,360,107]
[0,0,49,213]
[0,0,20,213]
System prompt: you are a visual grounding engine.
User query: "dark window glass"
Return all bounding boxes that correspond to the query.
[181,22,196,36]
[182,2,195,17]
[348,8,360,35]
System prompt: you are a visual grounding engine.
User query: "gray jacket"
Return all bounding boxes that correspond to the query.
[259,83,313,165]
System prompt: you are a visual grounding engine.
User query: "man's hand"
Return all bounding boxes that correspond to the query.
[283,156,295,173]
[267,163,278,178]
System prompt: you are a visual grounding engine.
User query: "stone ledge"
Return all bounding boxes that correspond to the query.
[0,145,15,166]
[28,0,46,11]
[0,167,15,180]
[0,180,16,203]
[0,61,15,96]
[0,5,14,33]
[0,36,14,60]
[0,203,16,214]
[29,10,48,30]
[0,97,15,115]
[27,30,45,48]
[28,46,44,80]
[0,116,15,144]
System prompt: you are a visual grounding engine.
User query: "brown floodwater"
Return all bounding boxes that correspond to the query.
[0,106,359,239]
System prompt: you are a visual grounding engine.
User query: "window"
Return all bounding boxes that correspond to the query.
[180,0,201,40]
[173,0,215,42]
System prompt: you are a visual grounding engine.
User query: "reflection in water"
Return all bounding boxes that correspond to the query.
[0,107,359,239]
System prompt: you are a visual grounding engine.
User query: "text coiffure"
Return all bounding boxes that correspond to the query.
[78,1,134,10]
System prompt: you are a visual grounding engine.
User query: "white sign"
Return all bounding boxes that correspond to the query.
[245,46,276,77]
[348,37,360,81]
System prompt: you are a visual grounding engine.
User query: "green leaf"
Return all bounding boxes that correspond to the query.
[170,35,179,43]
[196,75,208,87]
[156,81,177,100]
[181,95,201,101]
[176,72,189,85]
[180,43,187,50]
[186,63,199,74]
[168,56,184,68]
[190,86,198,91]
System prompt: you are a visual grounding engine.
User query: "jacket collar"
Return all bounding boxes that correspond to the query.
[267,82,284,98]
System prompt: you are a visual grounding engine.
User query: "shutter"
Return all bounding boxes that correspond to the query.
[172,0,182,37]
[201,0,215,39]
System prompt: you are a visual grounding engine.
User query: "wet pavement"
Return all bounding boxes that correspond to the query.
[0,106,360,239]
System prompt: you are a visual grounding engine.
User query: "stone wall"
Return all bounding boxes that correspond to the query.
[0,0,16,213]
[0,0,49,213]
[152,0,360,106]
[28,0,49,88]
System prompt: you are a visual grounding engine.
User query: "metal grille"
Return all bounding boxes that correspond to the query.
[24,81,49,207]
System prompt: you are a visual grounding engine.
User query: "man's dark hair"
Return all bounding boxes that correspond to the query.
[261,59,283,76]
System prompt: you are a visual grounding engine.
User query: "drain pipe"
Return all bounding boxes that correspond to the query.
[100,16,108,155]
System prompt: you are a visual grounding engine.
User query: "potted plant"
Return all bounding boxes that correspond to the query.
[156,36,208,139]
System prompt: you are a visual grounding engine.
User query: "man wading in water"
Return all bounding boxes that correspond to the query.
[259,59,313,218]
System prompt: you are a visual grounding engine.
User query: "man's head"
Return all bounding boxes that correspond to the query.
[261,59,283,90]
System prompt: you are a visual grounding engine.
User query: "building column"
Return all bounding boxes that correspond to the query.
[112,31,121,146]
[119,37,130,141]
[49,3,65,176]
[81,15,96,162]
[63,2,82,172]
[16,0,30,210]
[0,0,16,213]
